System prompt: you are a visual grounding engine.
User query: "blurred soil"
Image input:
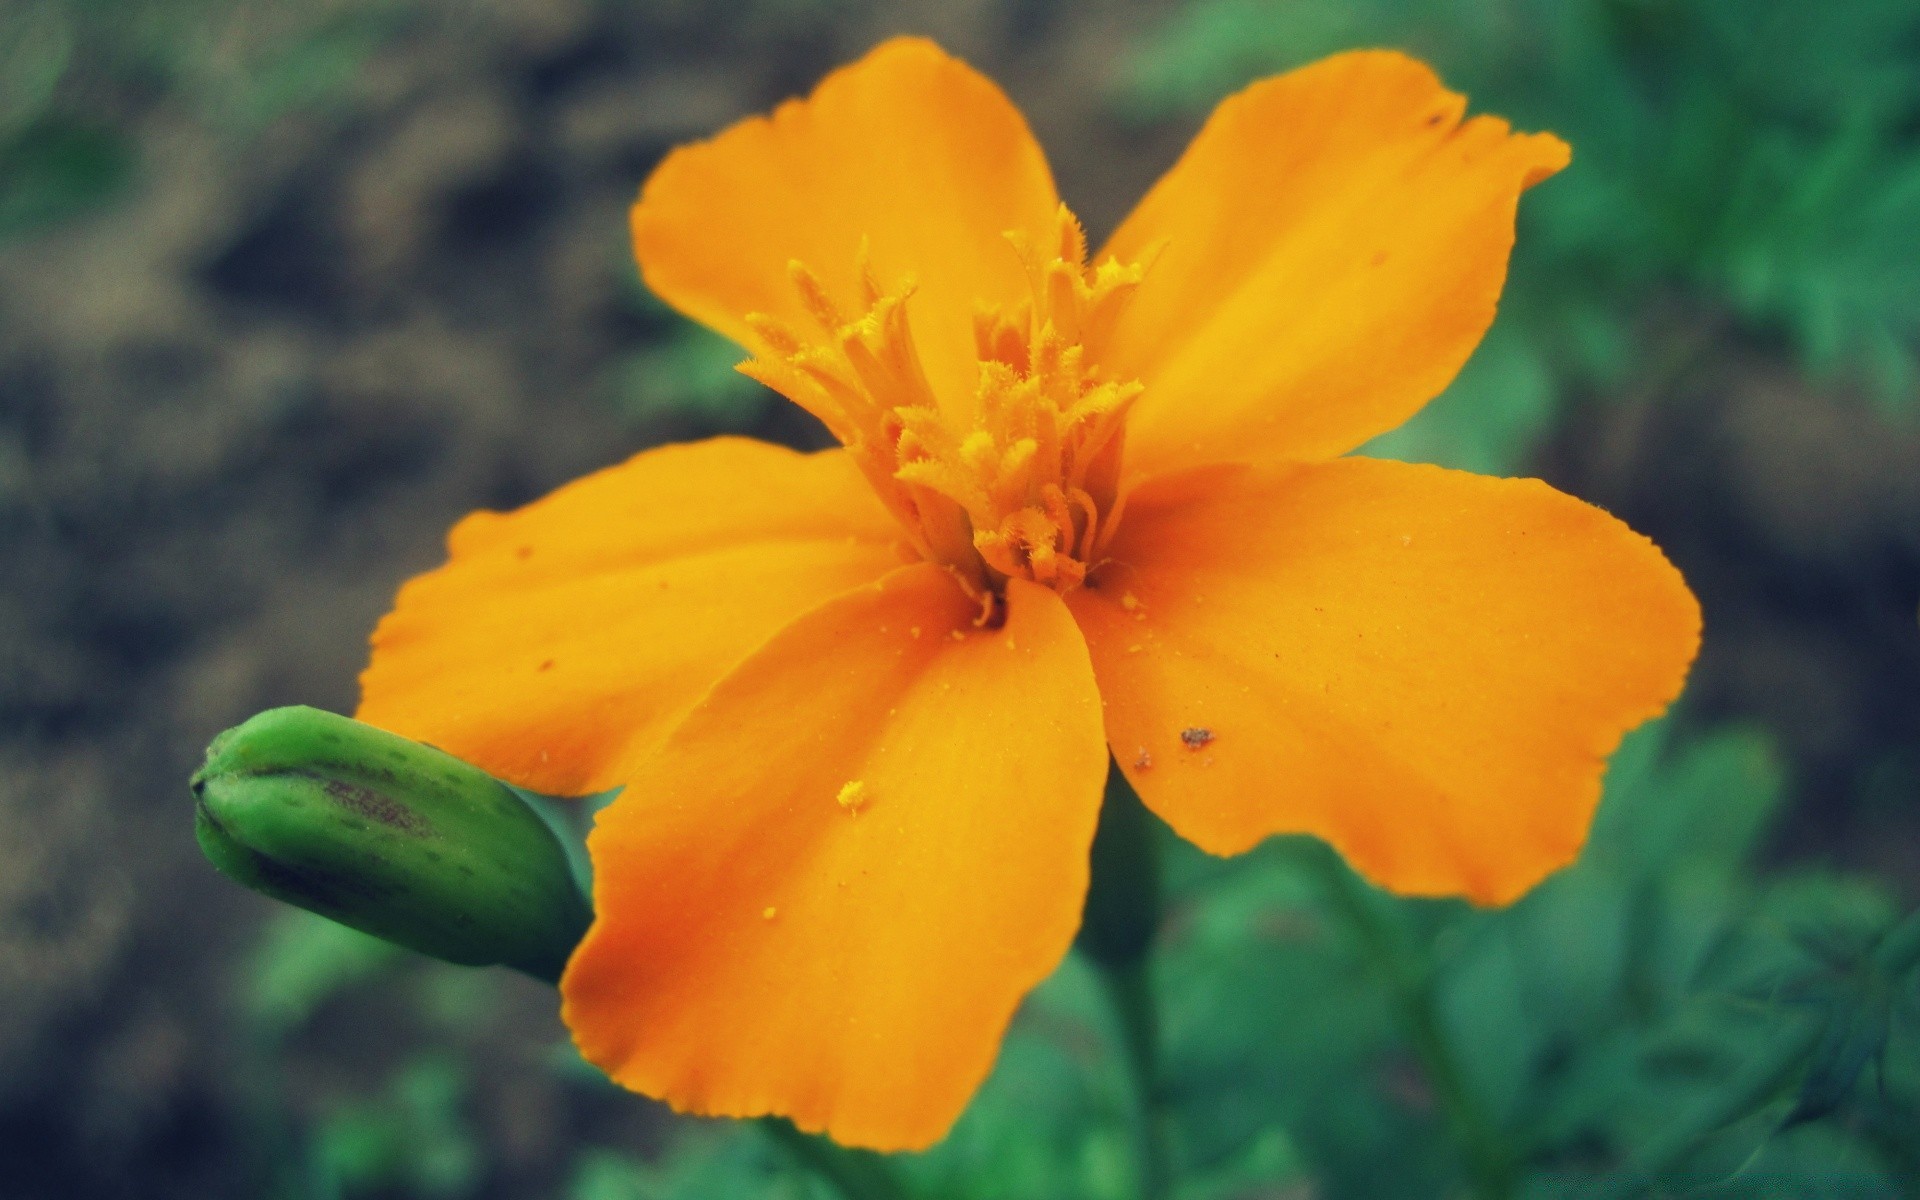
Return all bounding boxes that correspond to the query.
[1549,333,1920,878]
[0,1,1915,1196]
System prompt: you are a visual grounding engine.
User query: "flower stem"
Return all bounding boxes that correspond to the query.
[760,1118,913,1200]
[1091,953,1173,1200]
[1310,851,1516,1200]
[1078,767,1172,1200]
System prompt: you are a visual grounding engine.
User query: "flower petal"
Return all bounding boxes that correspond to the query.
[356,438,901,796]
[561,565,1108,1150]
[1069,459,1699,904]
[633,37,1061,406]
[1099,51,1569,476]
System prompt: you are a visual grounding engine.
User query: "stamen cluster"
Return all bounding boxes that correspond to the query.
[743,206,1150,602]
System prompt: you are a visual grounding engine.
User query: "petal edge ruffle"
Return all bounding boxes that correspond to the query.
[1100,51,1569,477]
[1069,458,1698,904]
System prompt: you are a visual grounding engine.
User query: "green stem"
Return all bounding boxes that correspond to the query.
[760,1118,913,1200]
[1311,853,1516,1200]
[1091,954,1173,1200]
[1078,767,1172,1200]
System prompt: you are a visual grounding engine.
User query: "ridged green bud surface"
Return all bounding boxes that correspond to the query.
[192,706,591,983]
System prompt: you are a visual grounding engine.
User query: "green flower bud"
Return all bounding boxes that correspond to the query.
[191,706,591,983]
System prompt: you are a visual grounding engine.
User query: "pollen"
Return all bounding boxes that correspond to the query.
[741,207,1153,600]
[762,906,778,920]
[836,779,869,814]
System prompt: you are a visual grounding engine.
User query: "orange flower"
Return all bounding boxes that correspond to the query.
[356,39,1698,1150]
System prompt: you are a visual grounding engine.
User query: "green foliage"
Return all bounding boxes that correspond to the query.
[566,1134,829,1200]
[0,0,401,243]
[198,7,402,131]
[604,276,776,433]
[603,323,775,432]
[1361,323,1557,476]
[234,912,510,1200]
[905,958,1138,1200]
[229,717,1920,1199]
[309,1057,482,1200]
[245,910,402,1039]
[1130,0,1920,462]
[0,118,136,240]
[1146,720,1920,1198]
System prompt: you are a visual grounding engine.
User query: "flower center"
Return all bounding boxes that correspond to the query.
[742,205,1150,604]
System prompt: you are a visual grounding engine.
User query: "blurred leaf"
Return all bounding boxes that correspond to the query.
[206,6,400,131]
[1585,720,1784,882]
[0,0,409,247]
[1156,838,1446,1199]
[392,1057,482,1195]
[905,958,1132,1200]
[1361,322,1556,473]
[244,909,400,1038]
[310,1055,480,1198]
[1785,982,1890,1128]
[605,323,773,432]
[1874,909,1920,980]
[0,4,73,137]
[410,963,499,1033]
[1134,713,1920,1195]
[0,117,135,240]
[569,1151,653,1200]
[565,1129,821,1200]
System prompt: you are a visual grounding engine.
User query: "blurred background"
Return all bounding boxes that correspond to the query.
[2,0,1918,1196]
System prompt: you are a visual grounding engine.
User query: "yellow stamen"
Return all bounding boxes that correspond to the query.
[742,204,1150,598]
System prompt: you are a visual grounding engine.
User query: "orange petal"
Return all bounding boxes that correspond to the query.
[356,438,901,796]
[562,565,1108,1150]
[1099,51,1569,476]
[1070,459,1698,904]
[633,37,1061,408]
